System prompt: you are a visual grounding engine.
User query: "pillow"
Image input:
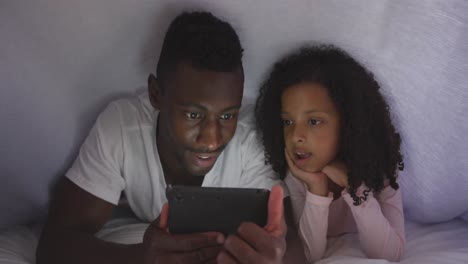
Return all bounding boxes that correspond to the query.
[378,4,468,223]
[337,1,468,224]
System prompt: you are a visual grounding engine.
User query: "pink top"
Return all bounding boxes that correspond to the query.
[285,172,405,262]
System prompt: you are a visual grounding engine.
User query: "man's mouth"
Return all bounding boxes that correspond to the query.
[192,152,220,169]
[196,154,213,160]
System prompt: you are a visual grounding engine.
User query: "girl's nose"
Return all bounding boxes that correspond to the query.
[292,124,306,143]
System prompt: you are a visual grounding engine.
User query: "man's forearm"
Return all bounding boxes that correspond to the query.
[36,227,144,264]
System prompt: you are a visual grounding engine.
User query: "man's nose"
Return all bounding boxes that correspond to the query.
[197,118,222,152]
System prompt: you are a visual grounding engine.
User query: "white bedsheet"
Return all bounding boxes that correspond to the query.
[1,218,466,263]
[95,218,468,264]
[316,219,468,264]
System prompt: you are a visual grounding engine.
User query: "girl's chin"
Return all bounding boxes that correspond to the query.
[297,163,324,173]
[299,164,325,173]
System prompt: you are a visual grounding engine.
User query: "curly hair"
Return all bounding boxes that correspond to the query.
[255,45,404,205]
[157,11,243,89]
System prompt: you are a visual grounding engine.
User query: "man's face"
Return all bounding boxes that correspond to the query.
[153,63,244,177]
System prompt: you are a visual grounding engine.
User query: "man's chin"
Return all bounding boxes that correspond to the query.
[184,160,216,177]
[188,162,217,176]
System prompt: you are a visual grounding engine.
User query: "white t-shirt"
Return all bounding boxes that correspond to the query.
[66,92,283,222]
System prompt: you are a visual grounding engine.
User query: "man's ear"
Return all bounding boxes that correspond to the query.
[148,74,161,110]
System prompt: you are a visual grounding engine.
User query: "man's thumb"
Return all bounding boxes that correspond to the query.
[158,203,169,229]
[265,185,284,233]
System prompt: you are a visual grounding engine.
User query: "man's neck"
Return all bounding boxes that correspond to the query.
[170,174,205,186]
[160,157,204,186]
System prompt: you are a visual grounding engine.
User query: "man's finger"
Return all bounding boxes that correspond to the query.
[217,250,239,264]
[205,259,221,264]
[178,245,223,264]
[152,231,224,251]
[265,185,284,234]
[223,234,259,264]
[205,260,220,264]
[237,222,284,257]
[159,203,169,229]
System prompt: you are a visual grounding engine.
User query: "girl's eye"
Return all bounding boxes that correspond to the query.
[220,113,235,120]
[282,120,292,126]
[186,112,202,120]
[308,119,322,126]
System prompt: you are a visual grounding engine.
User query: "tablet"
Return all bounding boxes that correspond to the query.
[166,185,269,235]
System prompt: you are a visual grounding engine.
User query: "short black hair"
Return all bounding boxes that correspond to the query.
[255,45,404,205]
[157,11,244,86]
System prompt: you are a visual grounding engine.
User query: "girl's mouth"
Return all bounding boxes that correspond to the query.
[293,150,312,166]
[294,151,311,160]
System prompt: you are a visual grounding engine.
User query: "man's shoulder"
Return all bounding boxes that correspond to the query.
[102,91,154,126]
[236,103,256,131]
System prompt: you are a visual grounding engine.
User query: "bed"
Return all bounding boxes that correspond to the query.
[1,0,467,263]
[98,217,468,263]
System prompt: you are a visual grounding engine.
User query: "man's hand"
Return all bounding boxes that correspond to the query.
[217,185,286,264]
[143,203,224,264]
[285,150,329,196]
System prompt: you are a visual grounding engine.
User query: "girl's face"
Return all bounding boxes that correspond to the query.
[281,82,341,173]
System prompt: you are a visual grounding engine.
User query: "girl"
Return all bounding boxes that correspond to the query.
[255,45,405,262]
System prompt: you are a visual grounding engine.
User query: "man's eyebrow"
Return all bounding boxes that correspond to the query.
[223,104,242,111]
[176,103,242,112]
[177,103,207,111]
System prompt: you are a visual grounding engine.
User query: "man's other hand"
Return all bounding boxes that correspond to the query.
[143,203,225,264]
[217,185,286,264]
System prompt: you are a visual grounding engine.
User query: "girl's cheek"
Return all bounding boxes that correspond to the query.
[283,132,292,146]
[282,129,288,142]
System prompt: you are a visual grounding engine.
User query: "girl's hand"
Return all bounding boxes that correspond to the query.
[285,150,329,196]
[322,160,349,189]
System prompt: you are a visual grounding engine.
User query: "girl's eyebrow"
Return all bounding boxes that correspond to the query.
[305,110,331,116]
[305,109,322,114]
[281,109,327,115]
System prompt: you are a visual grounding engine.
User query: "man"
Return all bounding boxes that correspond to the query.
[36,11,290,264]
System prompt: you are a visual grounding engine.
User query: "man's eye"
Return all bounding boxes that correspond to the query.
[186,112,202,120]
[308,119,321,126]
[220,113,235,120]
[282,120,292,126]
